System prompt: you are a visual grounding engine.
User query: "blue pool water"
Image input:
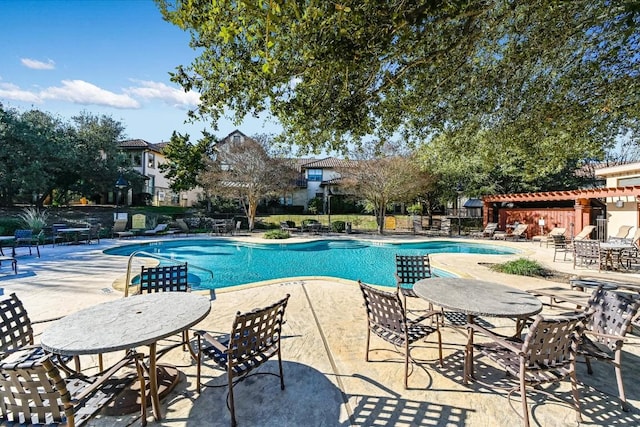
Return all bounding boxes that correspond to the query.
[104,239,517,290]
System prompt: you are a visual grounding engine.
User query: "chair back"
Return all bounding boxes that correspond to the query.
[484,223,498,233]
[395,254,432,288]
[0,353,72,426]
[574,225,596,240]
[573,239,600,259]
[14,229,32,241]
[176,219,190,232]
[139,264,189,293]
[0,293,34,357]
[586,286,640,351]
[512,224,529,236]
[227,294,290,370]
[113,219,128,233]
[549,227,566,237]
[359,281,406,335]
[522,313,588,369]
[611,225,633,240]
[551,234,567,248]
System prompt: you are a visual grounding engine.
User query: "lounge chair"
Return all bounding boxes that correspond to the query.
[280,221,300,233]
[531,227,566,246]
[493,223,528,240]
[573,225,596,241]
[112,218,134,238]
[144,223,172,236]
[470,222,498,238]
[608,225,633,242]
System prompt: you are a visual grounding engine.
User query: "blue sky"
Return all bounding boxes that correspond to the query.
[0,0,281,143]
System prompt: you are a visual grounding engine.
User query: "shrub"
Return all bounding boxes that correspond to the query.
[489,258,547,277]
[17,207,48,233]
[264,229,290,239]
[331,220,346,232]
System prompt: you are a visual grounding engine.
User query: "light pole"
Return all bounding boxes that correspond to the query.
[456,183,464,236]
[327,189,333,231]
[114,175,128,220]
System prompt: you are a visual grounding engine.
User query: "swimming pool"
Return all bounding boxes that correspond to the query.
[104,239,518,290]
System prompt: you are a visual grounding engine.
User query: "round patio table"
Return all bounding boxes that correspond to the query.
[413,278,542,383]
[41,292,211,421]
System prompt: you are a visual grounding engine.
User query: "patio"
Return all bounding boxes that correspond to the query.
[2,235,640,426]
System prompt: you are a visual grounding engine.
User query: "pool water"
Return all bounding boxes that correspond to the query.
[104,239,517,290]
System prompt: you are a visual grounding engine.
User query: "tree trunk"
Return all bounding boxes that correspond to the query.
[377,205,386,234]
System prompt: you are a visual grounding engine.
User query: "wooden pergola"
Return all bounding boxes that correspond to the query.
[482,186,640,236]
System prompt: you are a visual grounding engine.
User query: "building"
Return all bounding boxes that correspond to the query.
[117,139,201,207]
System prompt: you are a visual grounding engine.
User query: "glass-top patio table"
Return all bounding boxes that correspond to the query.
[41,292,211,421]
[413,277,542,383]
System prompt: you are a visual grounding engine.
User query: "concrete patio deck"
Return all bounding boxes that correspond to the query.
[2,234,640,426]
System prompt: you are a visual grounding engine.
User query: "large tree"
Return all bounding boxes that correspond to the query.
[157,0,639,173]
[201,136,296,230]
[340,147,433,234]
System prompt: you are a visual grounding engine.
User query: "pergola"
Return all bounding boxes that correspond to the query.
[482,186,640,236]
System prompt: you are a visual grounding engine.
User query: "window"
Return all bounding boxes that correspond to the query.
[131,153,142,167]
[147,153,155,169]
[233,135,242,144]
[619,176,640,186]
[307,169,323,181]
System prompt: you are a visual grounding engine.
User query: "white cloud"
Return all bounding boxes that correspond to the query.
[0,82,43,103]
[126,80,200,108]
[21,58,56,70]
[40,80,140,108]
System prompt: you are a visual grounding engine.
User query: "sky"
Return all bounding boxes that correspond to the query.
[0,0,282,143]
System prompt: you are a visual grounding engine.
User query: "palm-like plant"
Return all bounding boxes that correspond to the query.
[17,207,49,233]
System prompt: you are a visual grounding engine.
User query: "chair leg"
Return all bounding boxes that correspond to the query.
[520,372,530,427]
[404,340,409,389]
[614,350,629,411]
[570,369,582,423]
[365,329,371,362]
[278,348,285,390]
[136,355,148,426]
[228,370,237,427]
[196,335,203,393]
[585,356,593,375]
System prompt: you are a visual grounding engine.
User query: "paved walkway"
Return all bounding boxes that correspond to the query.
[2,235,640,426]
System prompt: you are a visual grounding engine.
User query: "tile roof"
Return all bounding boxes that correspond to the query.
[301,157,355,169]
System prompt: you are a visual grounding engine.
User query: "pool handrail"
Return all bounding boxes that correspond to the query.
[125,250,214,297]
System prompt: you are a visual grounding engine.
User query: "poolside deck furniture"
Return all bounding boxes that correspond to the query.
[175,218,191,236]
[573,225,596,241]
[395,254,442,324]
[12,229,40,257]
[359,281,442,389]
[143,223,171,236]
[579,286,640,412]
[551,234,571,262]
[0,349,147,427]
[573,240,604,272]
[532,227,566,246]
[0,256,17,274]
[193,294,290,427]
[112,218,134,238]
[280,221,300,233]
[608,225,633,243]
[467,312,589,427]
[493,223,528,240]
[470,222,498,239]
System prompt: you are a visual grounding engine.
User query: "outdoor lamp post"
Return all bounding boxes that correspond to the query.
[114,175,129,220]
[456,183,464,235]
[327,189,333,231]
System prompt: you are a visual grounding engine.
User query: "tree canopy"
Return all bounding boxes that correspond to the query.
[157,0,639,178]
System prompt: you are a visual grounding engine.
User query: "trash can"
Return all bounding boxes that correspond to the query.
[346,222,352,234]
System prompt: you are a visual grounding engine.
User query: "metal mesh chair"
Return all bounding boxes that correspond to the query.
[573,240,603,271]
[394,254,442,322]
[139,264,189,293]
[193,294,290,427]
[467,313,588,427]
[359,281,442,389]
[579,286,640,411]
[0,348,146,427]
[12,229,40,258]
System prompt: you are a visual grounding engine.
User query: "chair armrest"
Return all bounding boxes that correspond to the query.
[467,323,523,354]
[195,330,229,353]
[584,330,627,344]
